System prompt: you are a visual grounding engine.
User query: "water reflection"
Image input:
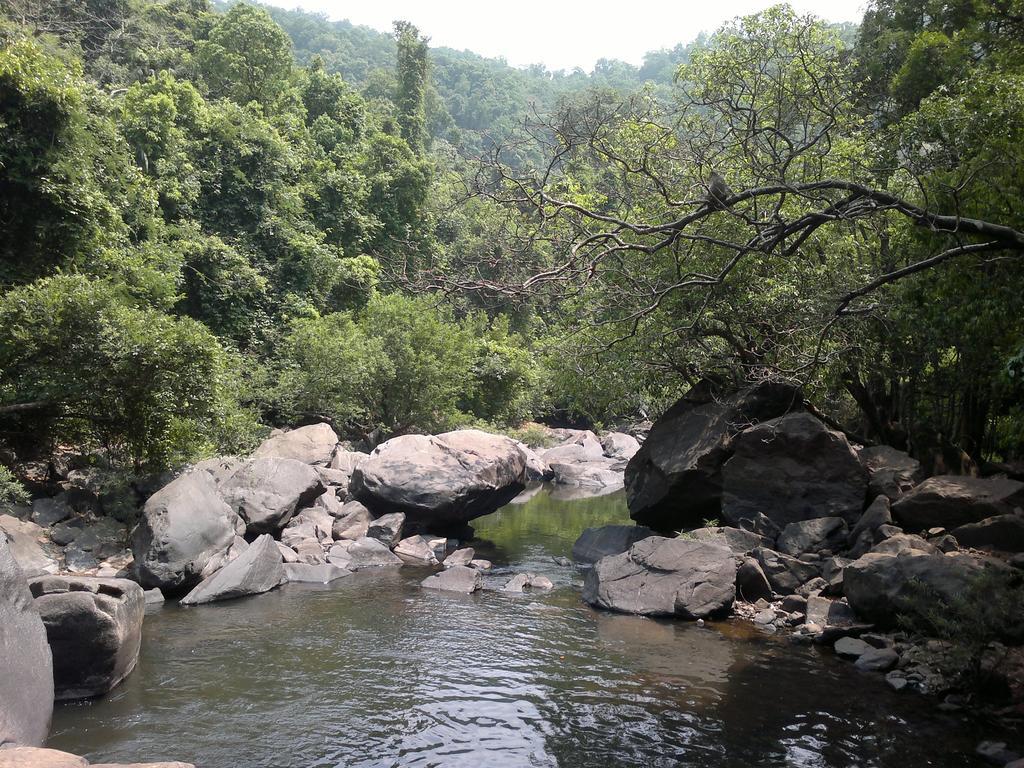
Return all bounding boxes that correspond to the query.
[48,486,992,767]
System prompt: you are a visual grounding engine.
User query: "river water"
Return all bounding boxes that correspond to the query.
[49,486,995,767]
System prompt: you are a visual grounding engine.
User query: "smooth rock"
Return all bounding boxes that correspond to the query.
[252,423,339,466]
[351,430,526,527]
[444,547,475,567]
[219,458,324,535]
[601,432,640,461]
[0,536,53,746]
[530,575,554,590]
[345,537,402,569]
[179,535,285,606]
[394,535,444,565]
[583,537,736,619]
[470,559,492,570]
[0,515,58,577]
[952,514,1024,553]
[834,636,870,658]
[688,526,770,555]
[283,563,349,584]
[549,459,624,490]
[366,512,405,548]
[421,565,482,593]
[571,525,657,564]
[870,533,938,557]
[892,476,1024,531]
[131,471,238,591]
[143,588,164,605]
[855,647,899,672]
[502,573,533,592]
[0,747,88,767]
[332,501,373,540]
[721,412,868,529]
[735,557,773,602]
[625,380,802,531]
[30,576,144,700]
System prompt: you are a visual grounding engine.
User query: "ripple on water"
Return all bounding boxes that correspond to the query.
[48,487,998,768]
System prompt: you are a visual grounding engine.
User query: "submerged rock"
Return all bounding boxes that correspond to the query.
[583,537,736,619]
[30,576,144,700]
[351,430,526,527]
[283,563,350,584]
[179,535,285,606]
[421,565,482,593]
[0,535,53,746]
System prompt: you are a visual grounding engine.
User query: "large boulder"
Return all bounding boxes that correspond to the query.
[0,515,58,577]
[366,513,405,548]
[625,380,802,532]
[252,423,339,466]
[582,537,736,619]
[776,517,848,556]
[859,445,923,501]
[331,501,373,541]
[30,576,144,700]
[952,514,1024,552]
[0,536,53,746]
[751,547,820,595]
[131,471,239,591]
[601,432,641,461]
[219,458,324,535]
[571,524,656,564]
[549,458,624,491]
[351,430,526,527]
[687,526,771,556]
[180,534,285,606]
[721,412,868,529]
[0,747,194,767]
[843,552,988,627]
[892,476,1024,532]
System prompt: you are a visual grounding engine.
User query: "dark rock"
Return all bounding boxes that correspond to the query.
[752,547,819,595]
[625,380,802,532]
[821,556,851,596]
[366,512,405,548]
[0,535,53,746]
[847,496,892,556]
[844,552,988,627]
[351,430,526,527]
[571,524,656,564]
[583,537,736,619]
[283,563,350,584]
[31,496,73,527]
[855,647,899,672]
[870,533,938,557]
[834,636,870,658]
[179,535,285,606]
[421,565,482,593]
[952,514,1024,553]
[252,423,340,466]
[859,445,923,501]
[892,476,1024,532]
[220,458,324,535]
[776,517,848,556]
[874,523,902,541]
[30,576,144,700]
[721,412,868,529]
[131,471,239,591]
[781,594,807,615]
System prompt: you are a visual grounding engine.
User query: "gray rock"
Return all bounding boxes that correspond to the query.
[721,412,868,530]
[583,537,736,619]
[549,459,624,490]
[855,647,899,672]
[421,565,482,593]
[220,457,324,535]
[277,542,300,563]
[571,524,656,564]
[625,380,802,531]
[352,430,527,527]
[470,559,492,570]
[821,556,851,595]
[892,475,1024,531]
[847,496,893,556]
[366,512,405,548]
[30,576,144,700]
[752,547,820,595]
[0,535,53,746]
[280,507,334,548]
[834,636,870,658]
[0,515,59,577]
[292,538,327,565]
[393,535,445,565]
[870,533,938,556]
[180,535,285,606]
[543,433,604,464]
[952,514,1024,552]
[688,526,770,555]
[781,594,807,615]
[49,520,81,547]
[843,552,988,627]
[68,517,125,560]
[776,517,848,556]
[601,432,641,461]
[143,588,164,605]
[502,572,533,592]
[516,443,553,482]
[344,537,403,569]
[191,455,245,486]
[444,547,475,567]
[530,575,554,590]
[131,471,239,591]
[806,596,860,640]
[31,496,73,527]
[283,563,350,584]
[736,557,773,602]
[312,489,345,517]
[252,423,340,466]
[886,671,909,691]
[332,501,373,540]
[859,445,923,501]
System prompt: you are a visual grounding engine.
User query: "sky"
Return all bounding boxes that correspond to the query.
[281,0,867,72]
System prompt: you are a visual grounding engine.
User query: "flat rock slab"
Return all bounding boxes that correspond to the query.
[0,536,53,746]
[30,576,144,701]
[571,524,656,564]
[283,563,350,584]
[583,537,736,619]
[421,565,482,593]
[0,749,195,768]
[180,534,285,606]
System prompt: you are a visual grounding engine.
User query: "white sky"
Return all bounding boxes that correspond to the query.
[281,0,867,71]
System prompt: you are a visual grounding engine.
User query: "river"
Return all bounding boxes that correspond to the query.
[48,486,994,767]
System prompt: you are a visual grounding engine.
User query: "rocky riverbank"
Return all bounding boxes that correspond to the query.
[2,385,1023,764]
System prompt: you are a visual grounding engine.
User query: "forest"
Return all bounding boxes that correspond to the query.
[0,0,1022,488]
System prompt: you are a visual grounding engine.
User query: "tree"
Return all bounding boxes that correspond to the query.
[196,3,293,110]
[393,20,428,153]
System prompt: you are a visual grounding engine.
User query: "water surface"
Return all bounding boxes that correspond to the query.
[49,487,995,767]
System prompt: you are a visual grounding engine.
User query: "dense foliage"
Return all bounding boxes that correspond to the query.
[0,0,1021,474]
